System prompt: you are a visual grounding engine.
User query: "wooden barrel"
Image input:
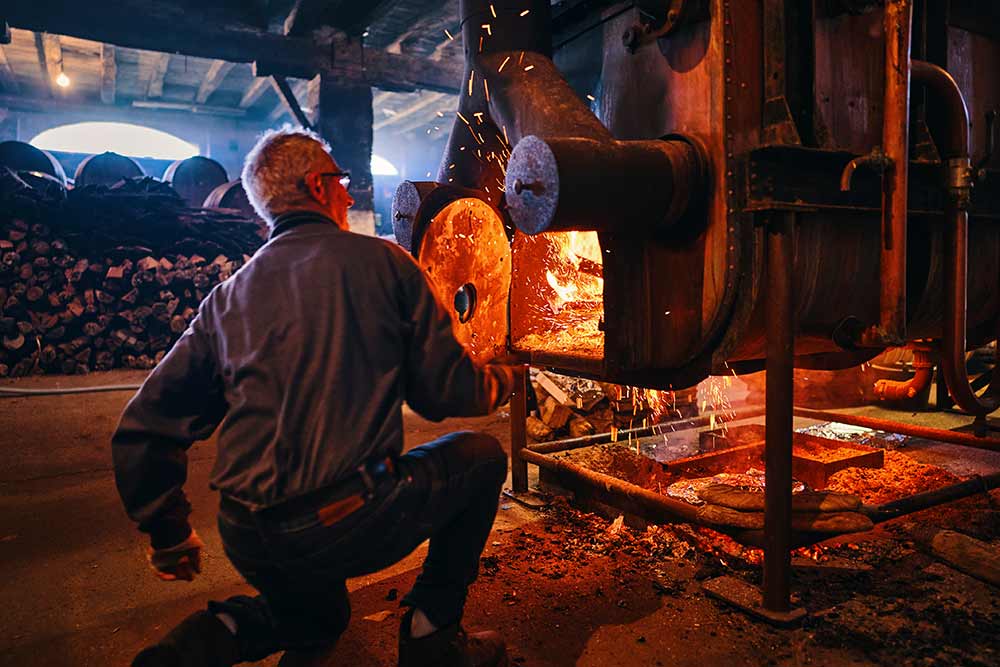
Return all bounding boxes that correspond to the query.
[163,156,228,207]
[74,151,145,187]
[204,179,259,218]
[0,141,67,184]
[17,170,68,198]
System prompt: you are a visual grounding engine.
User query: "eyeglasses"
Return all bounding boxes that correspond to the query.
[317,171,351,192]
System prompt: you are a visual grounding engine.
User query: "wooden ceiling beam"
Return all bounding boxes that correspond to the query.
[9,1,321,78]
[146,52,170,98]
[100,44,116,104]
[285,0,395,37]
[35,33,62,96]
[239,76,272,108]
[373,91,447,131]
[196,60,236,104]
[0,91,243,119]
[7,3,462,93]
[393,103,455,135]
[0,46,18,95]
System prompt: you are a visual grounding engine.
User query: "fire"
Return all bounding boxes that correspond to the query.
[542,231,603,312]
[511,230,605,357]
[545,270,577,308]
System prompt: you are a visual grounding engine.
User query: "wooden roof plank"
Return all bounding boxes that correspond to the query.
[100,43,116,104]
[146,52,170,98]
[8,2,462,97]
[35,32,62,96]
[239,76,272,108]
[373,91,447,131]
[196,59,236,104]
[0,46,18,95]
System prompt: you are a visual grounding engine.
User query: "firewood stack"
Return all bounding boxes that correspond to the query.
[0,168,264,377]
[526,369,701,442]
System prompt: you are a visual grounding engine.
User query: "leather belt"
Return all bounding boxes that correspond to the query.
[221,455,397,525]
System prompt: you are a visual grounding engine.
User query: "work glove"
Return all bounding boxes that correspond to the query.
[147,529,205,581]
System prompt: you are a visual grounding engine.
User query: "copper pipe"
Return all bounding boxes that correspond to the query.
[878,0,913,345]
[793,407,1000,451]
[840,147,892,192]
[911,60,999,419]
[873,345,934,401]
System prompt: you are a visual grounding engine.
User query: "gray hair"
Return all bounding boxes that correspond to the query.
[241,125,334,225]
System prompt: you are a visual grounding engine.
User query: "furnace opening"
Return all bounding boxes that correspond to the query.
[510,230,605,359]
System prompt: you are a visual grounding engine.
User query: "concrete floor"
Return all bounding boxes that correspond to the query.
[1,370,998,666]
[0,370,527,666]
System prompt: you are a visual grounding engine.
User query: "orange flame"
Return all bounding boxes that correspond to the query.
[543,231,603,312]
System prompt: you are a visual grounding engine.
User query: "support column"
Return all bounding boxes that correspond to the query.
[762,0,815,146]
[510,363,529,493]
[763,211,796,612]
[315,74,375,235]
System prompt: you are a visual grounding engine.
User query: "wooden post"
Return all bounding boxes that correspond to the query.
[315,73,375,235]
[510,363,529,492]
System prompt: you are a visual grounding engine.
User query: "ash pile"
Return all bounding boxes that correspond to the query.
[525,368,700,442]
[0,169,264,376]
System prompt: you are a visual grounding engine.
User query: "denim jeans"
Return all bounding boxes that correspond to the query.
[208,431,507,662]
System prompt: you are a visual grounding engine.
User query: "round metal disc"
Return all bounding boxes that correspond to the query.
[391,181,421,251]
[417,197,511,363]
[505,135,560,236]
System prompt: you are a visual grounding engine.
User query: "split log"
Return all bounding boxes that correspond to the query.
[916,529,1000,587]
[540,396,573,429]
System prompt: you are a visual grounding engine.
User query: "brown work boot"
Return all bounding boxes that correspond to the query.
[132,611,239,667]
[398,610,508,667]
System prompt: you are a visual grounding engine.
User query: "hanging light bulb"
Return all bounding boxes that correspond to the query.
[56,70,71,88]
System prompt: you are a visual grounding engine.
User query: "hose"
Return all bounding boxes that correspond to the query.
[0,383,141,398]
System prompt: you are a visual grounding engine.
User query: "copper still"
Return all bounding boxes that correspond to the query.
[392,0,1000,612]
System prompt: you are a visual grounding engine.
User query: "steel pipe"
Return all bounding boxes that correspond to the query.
[510,364,530,492]
[505,134,705,236]
[793,407,1000,450]
[864,470,1000,523]
[424,0,706,237]
[763,212,796,613]
[519,448,702,523]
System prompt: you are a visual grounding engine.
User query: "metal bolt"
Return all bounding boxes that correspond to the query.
[513,179,543,195]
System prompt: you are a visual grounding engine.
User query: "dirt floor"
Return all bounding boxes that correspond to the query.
[2,370,999,666]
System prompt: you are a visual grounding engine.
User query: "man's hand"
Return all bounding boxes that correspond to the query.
[147,529,205,581]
